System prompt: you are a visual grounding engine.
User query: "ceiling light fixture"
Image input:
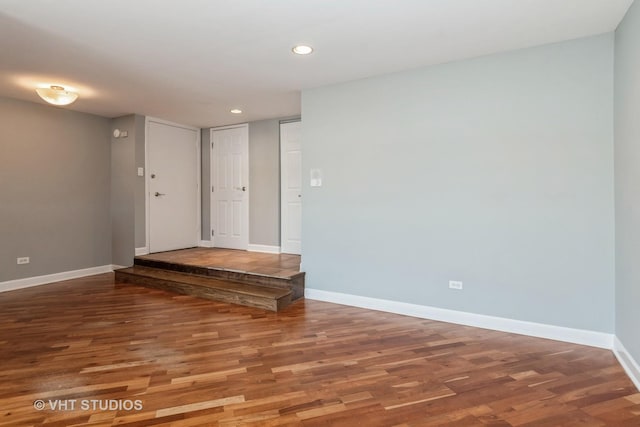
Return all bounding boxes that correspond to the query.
[292,45,313,55]
[230,109,242,114]
[36,85,79,106]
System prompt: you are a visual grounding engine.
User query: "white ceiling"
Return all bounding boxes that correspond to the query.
[0,0,634,128]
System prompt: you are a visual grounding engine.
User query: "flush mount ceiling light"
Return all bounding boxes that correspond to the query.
[292,45,313,55]
[230,109,243,114]
[35,85,79,106]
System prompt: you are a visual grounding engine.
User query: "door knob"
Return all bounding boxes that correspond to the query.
[155,192,166,197]
[242,186,246,192]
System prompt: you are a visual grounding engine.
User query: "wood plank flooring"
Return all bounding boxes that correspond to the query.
[0,273,638,426]
[136,248,301,279]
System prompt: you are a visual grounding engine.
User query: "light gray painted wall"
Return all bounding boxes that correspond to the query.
[201,118,289,247]
[614,1,640,363]
[201,128,211,241]
[0,97,111,281]
[111,114,145,265]
[134,115,146,249]
[301,34,615,332]
[111,115,135,266]
[249,119,281,246]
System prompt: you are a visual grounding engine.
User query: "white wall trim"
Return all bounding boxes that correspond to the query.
[199,241,281,253]
[614,336,640,391]
[135,247,149,256]
[199,240,214,248]
[209,123,249,131]
[247,244,281,254]
[111,264,128,270]
[305,288,614,350]
[0,265,114,293]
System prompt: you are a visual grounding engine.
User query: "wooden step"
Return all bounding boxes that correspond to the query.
[114,266,293,311]
[133,257,305,300]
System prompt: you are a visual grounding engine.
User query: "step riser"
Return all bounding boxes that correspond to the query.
[116,271,290,311]
[134,258,304,300]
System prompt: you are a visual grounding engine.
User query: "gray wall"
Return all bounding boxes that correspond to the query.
[201,118,288,247]
[134,115,146,248]
[201,128,211,241]
[614,1,640,364]
[110,114,145,266]
[301,34,615,332]
[111,115,135,266]
[0,97,111,281]
[248,119,281,246]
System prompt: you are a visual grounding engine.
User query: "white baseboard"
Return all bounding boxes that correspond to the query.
[0,265,114,293]
[614,336,640,391]
[305,288,614,350]
[247,244,281,254]
[111,264,128,270]
[135,247,149,256]
[197,242,281,254]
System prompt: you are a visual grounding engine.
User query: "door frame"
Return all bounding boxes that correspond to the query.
[209,123,249,249]
[280,119,302,255]
[145,116,201,253]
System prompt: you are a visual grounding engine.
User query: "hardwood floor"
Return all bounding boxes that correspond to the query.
[137,248,301,279]
[0,273,638,426]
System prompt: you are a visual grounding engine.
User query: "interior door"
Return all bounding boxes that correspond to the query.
[148,120,199,253]
[211,124,249,250]
[280,121,302,255]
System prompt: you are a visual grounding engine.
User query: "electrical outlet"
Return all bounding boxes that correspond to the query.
[17,257,30,265]
[449,280,463,290]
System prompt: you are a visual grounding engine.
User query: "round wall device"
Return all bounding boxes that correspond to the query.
[113,129,121,138]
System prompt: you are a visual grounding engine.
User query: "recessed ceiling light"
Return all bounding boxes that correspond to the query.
[292,45,313,55]
[230,109,242,114]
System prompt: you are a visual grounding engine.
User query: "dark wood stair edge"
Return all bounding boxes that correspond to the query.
[133,258,305,300]
[115,268,292,312]
[115,267,291,298]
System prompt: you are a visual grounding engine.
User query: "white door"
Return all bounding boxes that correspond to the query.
[280,121,302,255]
[211,124,249,250]
[147,120,199,253]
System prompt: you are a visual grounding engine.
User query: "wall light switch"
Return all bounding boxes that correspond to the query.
[449,280,463,290]
[137,167,144,177]
[310,169,323,187]
[17,257,30,265]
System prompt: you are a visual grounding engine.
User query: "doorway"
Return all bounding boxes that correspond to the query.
[210,124,249,250]
[280,120,302,255]
[146,118,200,253]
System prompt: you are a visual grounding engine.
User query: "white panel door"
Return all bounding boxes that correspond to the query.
[148,120,199,253]
[211,125,249,250]
[280,121,302,255]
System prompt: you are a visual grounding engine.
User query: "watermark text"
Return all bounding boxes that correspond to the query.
[33,399,143,411]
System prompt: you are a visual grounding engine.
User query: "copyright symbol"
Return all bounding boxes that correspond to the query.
[33,400,46,410]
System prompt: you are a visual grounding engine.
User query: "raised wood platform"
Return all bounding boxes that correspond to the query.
[114,248,304,311]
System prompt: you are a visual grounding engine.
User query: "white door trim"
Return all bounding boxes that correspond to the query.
[210,123,249,249]
[210,123,248,131]
[145,116,201,253]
